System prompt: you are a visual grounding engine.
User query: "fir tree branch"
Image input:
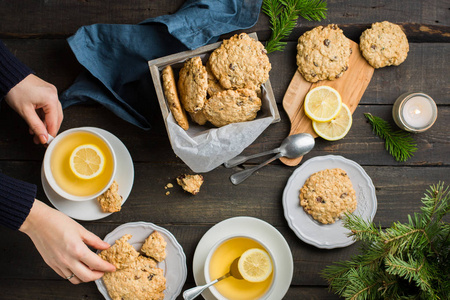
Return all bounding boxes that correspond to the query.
[262,0,327,53]
[364,113,417,162]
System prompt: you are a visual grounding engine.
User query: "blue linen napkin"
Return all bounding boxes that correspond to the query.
[60,0,263,130]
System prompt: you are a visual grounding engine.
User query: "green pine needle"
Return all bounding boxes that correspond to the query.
[322,183,450,299]
[262,0,327,53]
[364,113,417,162]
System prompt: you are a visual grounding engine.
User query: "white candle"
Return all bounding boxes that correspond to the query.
[402,96,434,128]
[392,92,437,133]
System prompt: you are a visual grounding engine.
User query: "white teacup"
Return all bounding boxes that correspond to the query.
[43,127,116,201]
[204,234,277,300]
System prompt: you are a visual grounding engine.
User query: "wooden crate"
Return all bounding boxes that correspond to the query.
[148,32,280,135]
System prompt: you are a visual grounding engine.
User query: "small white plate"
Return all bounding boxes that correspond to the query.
[95,222,187,300]
[283,155,377,249]
[41,127,134,221]
[192,216,293,300]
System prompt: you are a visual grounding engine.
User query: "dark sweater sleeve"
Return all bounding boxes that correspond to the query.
[0,172,36,230]
[0,40,33,98]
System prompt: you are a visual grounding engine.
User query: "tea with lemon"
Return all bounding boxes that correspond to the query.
[209,237,273,300]
[50,131,114,197]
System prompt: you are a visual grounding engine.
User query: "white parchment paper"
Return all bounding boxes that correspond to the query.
[166,86,276,172]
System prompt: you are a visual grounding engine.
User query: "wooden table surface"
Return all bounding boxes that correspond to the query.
[0,1,449,299]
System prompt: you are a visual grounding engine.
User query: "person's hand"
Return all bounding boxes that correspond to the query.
[4,74,63,144]
[19,200,116,284]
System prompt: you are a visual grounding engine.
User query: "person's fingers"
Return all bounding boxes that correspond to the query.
[63,269,82,284]
[80,249,116,273]
[83,230,111,251]
[70,261,106,283]
[22,106,48,144]
[43,98,63,137]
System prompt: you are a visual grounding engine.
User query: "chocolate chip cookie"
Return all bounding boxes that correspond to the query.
[208,33,271,89]
[360,21,409,68]
[296,24,352,82]
[203,89,262,127]
[299,168,357,224]
[162,65,189,130]
[178,56,208,113]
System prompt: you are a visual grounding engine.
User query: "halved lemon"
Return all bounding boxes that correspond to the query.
[69,144,105,179]
[304,86,342,122]
[312,103,352,141]
[237,248,273,282]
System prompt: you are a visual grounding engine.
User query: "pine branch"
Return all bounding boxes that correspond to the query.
[322,184,450,299]
[364,113,417,162]
[262,0,327,53]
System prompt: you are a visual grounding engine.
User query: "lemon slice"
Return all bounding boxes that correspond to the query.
[69,144,105,179]
[237,248,273,282]
[304,86,342,122]
[313,103,352,141]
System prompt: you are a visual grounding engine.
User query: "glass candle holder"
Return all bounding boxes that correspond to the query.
[392,92,438,133]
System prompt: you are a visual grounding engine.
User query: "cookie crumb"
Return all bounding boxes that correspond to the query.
[165,191,170,196]
[177,174,204,195]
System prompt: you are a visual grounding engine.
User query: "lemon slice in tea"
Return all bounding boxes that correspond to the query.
[313,103,353,141]
[304,86,342,122]
[69,144,105,179]
[237,248,273,282]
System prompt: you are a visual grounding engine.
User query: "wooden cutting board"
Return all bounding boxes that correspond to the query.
[280,40,375,166]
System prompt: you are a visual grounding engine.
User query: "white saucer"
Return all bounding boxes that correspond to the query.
[192,216,293,300]
[95,222,187,300]
[41,127,134,221]
[283,155,377,249]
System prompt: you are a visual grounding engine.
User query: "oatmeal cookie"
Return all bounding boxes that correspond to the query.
[98,234,139,269]
[97,180,123,213]
[178,56,207,113]
[176,174,204,195]
[103,265,165,300]
[189,110,208,126]
[296,24,352,82]
[360,21,409,68]
[208,33,271,89]
[299,168,357,224]
[162,65,189,130]
[203,89,261,127]
[206,61,225,97]
[141,231,167,262]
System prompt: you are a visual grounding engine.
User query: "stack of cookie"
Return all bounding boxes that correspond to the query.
[99,232,167,300]
[162,33,271,129]
[296,21,409,83]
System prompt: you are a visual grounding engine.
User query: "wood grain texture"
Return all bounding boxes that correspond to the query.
[0,0,449,299]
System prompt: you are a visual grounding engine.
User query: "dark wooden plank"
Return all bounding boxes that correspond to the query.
[0,279,339,300]
[0,0,448,40]
[1,39,449,106]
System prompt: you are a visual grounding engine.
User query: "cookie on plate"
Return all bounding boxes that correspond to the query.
[360,21,409,68]
[203,89,262,127]
[299,168,357,224]
[162,65,189,130]
[208,33,271,90]
[102,262,165,300]
[176,174,204,195]
[98,234,139,269]
[178,56,208,113]
[141,231,167,262]
[97,180,123,213]
[296,24,352,82]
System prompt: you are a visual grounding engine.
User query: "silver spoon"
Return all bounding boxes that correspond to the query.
[229,133,315,185]
[183,257,242,300]
[225,133,314,168]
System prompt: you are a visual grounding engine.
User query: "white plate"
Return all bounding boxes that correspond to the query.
[41,127,134,221]
[193,216,293,300]
[95,222,187,300]
[283,155,377,249]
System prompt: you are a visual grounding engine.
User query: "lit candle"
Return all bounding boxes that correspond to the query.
[392,93,437,133]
